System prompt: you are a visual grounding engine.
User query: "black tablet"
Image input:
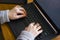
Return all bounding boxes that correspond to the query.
[35,0,60,33]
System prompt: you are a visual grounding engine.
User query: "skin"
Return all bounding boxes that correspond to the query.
[25,22,43,38]
[8,5,26,20]
[8,5,43,38]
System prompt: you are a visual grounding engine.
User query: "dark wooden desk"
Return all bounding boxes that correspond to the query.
[0,4,16,40]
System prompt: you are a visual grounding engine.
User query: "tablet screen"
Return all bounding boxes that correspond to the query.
[36,0,60,30]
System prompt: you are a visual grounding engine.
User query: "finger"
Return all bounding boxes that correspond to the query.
[16,8,24,13]
[17,6,26,12]
[29,22,35,27]
[19,7,25,11]
[38,30,43,34]
[16,15,25,19]
[36,23,40,28]
[17,11,24,14]
[34,23,40,28]
[19,8,26,15]
[36,26,41,31]
[15,5,24,10]
[20,9,26,15]
[16,7,26,13]
[16,8,26,16]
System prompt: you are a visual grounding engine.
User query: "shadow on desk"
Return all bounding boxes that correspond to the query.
[1,23,15,40]
[0,27,4,40]
[0,4,16,40]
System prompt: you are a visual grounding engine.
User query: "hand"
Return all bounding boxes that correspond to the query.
[25,22,43,38]
[8,5,26,20]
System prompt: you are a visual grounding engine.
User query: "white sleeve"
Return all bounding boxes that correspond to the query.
[17,31,35,40]
[0,10,10,24]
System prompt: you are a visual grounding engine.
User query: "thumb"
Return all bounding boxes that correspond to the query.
[16,15,25,19]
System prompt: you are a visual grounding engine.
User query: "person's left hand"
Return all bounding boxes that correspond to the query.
[8,5,26,20]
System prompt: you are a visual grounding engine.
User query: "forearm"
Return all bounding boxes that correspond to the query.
[0,10,10,24]
[17,31,35,40]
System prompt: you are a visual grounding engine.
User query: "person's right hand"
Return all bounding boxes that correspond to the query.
[25,22,43,38]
